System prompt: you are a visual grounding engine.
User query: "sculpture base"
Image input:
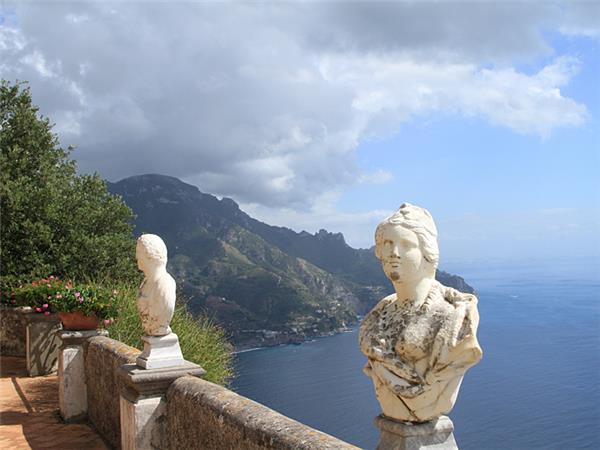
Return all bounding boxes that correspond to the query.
[136,333,184,369]
[375,415,458,450]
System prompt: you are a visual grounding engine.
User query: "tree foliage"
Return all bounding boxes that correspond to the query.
[0,80,136,282]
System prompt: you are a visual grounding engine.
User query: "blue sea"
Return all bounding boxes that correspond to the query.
[231,259,600,449]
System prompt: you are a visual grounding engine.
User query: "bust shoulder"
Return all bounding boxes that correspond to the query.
[435,281,478,307]
[153,272,176,297]
[368,293,397,315]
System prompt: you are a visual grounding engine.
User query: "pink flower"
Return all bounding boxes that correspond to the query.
[79,299,84,303]
[47,284,52,288]
[103,319,111,325]
[55,294,62,299]
[35,307,42,313]
[47,295,52,300]
[44,311,50,316]
[42,303,49,309]
[74,292,81,298]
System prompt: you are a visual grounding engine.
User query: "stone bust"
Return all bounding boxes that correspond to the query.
[136,234,176,336]
[359,203,482,423]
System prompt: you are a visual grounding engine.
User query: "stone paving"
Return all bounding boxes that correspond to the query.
[0,356,108,450]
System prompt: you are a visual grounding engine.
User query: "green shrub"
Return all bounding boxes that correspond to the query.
[1,80,137,282]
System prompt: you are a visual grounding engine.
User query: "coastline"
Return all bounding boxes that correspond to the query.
[231,323,359,354]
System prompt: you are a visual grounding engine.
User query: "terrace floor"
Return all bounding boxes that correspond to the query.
[0,356,108,450]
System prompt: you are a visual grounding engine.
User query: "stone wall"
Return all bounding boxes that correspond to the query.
[85,336,140,449]
[70,334,359,450]
[166,376,359,450]
[0,306,27,356]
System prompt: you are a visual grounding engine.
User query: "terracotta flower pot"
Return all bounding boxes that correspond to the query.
[58,311,99,330]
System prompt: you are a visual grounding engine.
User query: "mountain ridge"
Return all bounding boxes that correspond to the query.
[108,173,474,348]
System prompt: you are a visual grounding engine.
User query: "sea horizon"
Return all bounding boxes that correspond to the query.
[232,257,600,449]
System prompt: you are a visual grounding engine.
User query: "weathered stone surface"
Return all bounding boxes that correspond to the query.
[58,329,108,422]
[120,393,166,450]
[0,306,27,356]
[118,362,205,397]
[136,332,184,369]
[360,203,482,422]
[24,310,61,376]
[59,329,109,346]
[166,376,360,450]
[85,336,140,449]
[375,415,457,450]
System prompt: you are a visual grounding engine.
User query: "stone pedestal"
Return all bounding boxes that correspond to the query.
[118,361,205,450]
[57,329,109,422]
[23,310,61,376]
[136,332,184,369]
[375,415,458,450]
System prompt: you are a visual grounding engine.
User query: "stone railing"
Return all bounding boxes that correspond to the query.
[85,336,140,448]
[58,333,359,450]
[166,376,358,450]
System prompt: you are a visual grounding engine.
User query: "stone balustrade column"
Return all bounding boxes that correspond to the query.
[118,362,205,450]
[57,329,109,422]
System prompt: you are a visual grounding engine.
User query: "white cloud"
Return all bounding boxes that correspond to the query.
[0,1,593,213]
[319,54,586,139]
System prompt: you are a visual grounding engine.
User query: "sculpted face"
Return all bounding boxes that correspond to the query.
[378,225,425,286]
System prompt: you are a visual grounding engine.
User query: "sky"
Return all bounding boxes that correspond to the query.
[1,1,599,263]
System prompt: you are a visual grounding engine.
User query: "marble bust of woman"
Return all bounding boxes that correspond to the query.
[359,203,482,423]
[136,234,176,336]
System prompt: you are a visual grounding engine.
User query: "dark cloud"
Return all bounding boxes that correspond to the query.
[0,1,593,208]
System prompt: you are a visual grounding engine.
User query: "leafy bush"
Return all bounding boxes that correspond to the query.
[0,80,137,282]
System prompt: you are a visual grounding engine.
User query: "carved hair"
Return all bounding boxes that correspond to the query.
[374,203,439,265]
[136,234,168,265]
